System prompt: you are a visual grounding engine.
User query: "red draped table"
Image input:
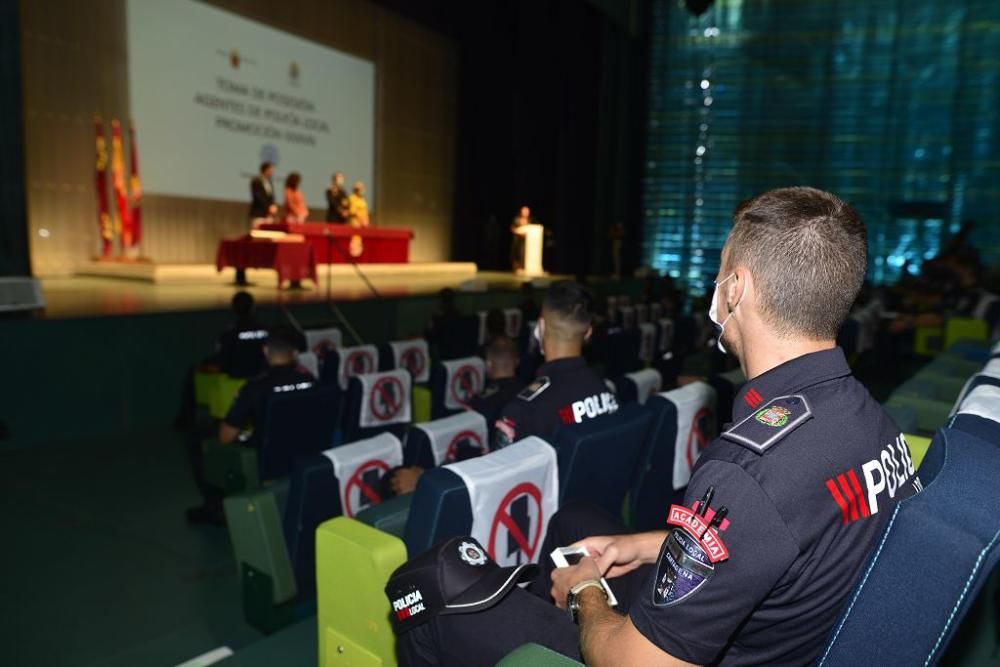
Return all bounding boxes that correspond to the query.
[256,222,414,264]
[216,235,318,287]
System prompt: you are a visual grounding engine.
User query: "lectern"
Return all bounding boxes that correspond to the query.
[515,223,545,275]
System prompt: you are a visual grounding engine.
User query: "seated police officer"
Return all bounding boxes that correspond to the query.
[185,326,313,524]
[395,187,922,666]
[209,291,269,378]
[389,336,525,496]
[217,326,314,445]
[493,280,618,449]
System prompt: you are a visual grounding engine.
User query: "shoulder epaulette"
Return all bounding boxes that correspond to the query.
[518,376,551,401]
[721,394,812,455]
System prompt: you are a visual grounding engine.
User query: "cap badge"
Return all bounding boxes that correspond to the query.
[459,541,488,566]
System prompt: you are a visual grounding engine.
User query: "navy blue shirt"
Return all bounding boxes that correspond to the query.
[224,362,315,432]
[630,348,921,665]
[493,356,618,449]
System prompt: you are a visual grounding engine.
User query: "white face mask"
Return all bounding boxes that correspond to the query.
[708,273,746,354]
[532,322,543,350]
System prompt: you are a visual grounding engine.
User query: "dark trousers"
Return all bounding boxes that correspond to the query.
[397,503,654,667]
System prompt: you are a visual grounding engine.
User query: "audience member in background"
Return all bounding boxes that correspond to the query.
[249,161,277,220]
[217,326,313,446]
[325,171,350,223]
[493,280,618,449]
[425,288,460,348]
[395,187,921,667]
[185,326,312,525]
[349,181,370,227]
[175,292,267,429]
[388,336,525,496]
[483,308,507,346]
[283,172,309,222]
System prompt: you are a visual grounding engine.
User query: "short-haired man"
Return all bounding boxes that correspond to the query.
[493,280,618,449]
[394,188,922,666]
[249,162,277,219]
[217,327,314,445]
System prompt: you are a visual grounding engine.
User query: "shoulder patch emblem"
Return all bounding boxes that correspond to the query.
[722,394,812,454]
[517,376,551,402]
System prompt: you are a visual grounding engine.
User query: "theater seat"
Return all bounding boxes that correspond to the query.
[320,344,379,389]
[342,370,412,442]
[630,382,716,531]
[404,410,490,468]
[404,437,557,562]
[315,517,406,667]
[379,338,431,384]
[707,367,745,426]
[305,327,343,358]
[614,368,662,406]
[551,403,653,517]
[223,481,304,634]
[816,423,1000,665]
[429,356,486,420]
[284,434,403,594]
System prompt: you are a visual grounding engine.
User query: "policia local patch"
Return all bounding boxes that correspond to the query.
[653,497,731,607]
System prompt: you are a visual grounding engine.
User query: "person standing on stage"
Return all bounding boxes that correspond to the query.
[283,172,309,222]
[249,162,277,220]
[510,205,538,272]
[325,171,350,223]
[349,181,370,227]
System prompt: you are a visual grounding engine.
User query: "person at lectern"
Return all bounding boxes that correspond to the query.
[325,171,350,223]
[349,181,370,227]
[510,205,538,272]
[283,171,309,222]
[249,162,277,220]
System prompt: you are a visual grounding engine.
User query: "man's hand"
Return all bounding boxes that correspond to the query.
[390,466,424,495]
[551,556,603,610]
[573,532,666,579]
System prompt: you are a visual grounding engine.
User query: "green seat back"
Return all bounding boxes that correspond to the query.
[194,370,217,406]
[925,355,985,380]
[211,375,248,419]
[355,493,413,539]
[224,488,297,605]
[203,440,260,493]
[896,375,966,403]
[412,385,432,424]
[944,317,988,350]
[903,433,932,471]
[497,643,584,666]
[316,517,406,667]
[914,326,944,357]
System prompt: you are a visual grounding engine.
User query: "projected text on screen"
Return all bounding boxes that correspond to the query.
[127,0,375,208]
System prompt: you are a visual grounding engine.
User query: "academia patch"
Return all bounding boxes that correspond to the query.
[652,529,715,607]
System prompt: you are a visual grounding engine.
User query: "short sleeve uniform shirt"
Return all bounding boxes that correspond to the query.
[629,348,921,665]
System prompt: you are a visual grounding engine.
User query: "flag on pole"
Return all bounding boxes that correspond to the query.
[94,117,113,257]
[110,119,133,252]
[127,120,143,249]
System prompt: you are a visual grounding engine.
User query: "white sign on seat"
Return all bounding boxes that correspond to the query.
[322,433,404,518]
[356,370,412,428]
[441,357,487,410]
[414,411,489,466]
[337,344,379,390]
[659,382,717,490]
[305,327,343,357]
[297,351,319,379]
[389,339,430,383]
[445,436,558,566]
[625,368,662,405]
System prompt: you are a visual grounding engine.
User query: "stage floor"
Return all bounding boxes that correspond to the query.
[38,262,553,319]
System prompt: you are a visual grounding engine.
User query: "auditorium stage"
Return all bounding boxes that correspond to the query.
[39,261,554,319]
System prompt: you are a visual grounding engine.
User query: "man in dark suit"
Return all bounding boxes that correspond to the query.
[249,162,277,219]
[325,171,350,223]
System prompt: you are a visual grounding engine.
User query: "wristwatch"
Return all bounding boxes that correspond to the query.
[566,579,609,624]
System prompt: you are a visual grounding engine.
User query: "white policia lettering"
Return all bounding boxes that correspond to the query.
[272,381,313,393]
[861,434,916,515]
[570,392,620,423]
[392,590,426,617]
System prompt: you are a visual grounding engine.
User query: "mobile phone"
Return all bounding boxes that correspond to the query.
[549,546,619,606]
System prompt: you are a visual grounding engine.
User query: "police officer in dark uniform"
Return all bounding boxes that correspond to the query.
[394,188,923,666]
[493,280,618,449]
[186,327,312,524]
